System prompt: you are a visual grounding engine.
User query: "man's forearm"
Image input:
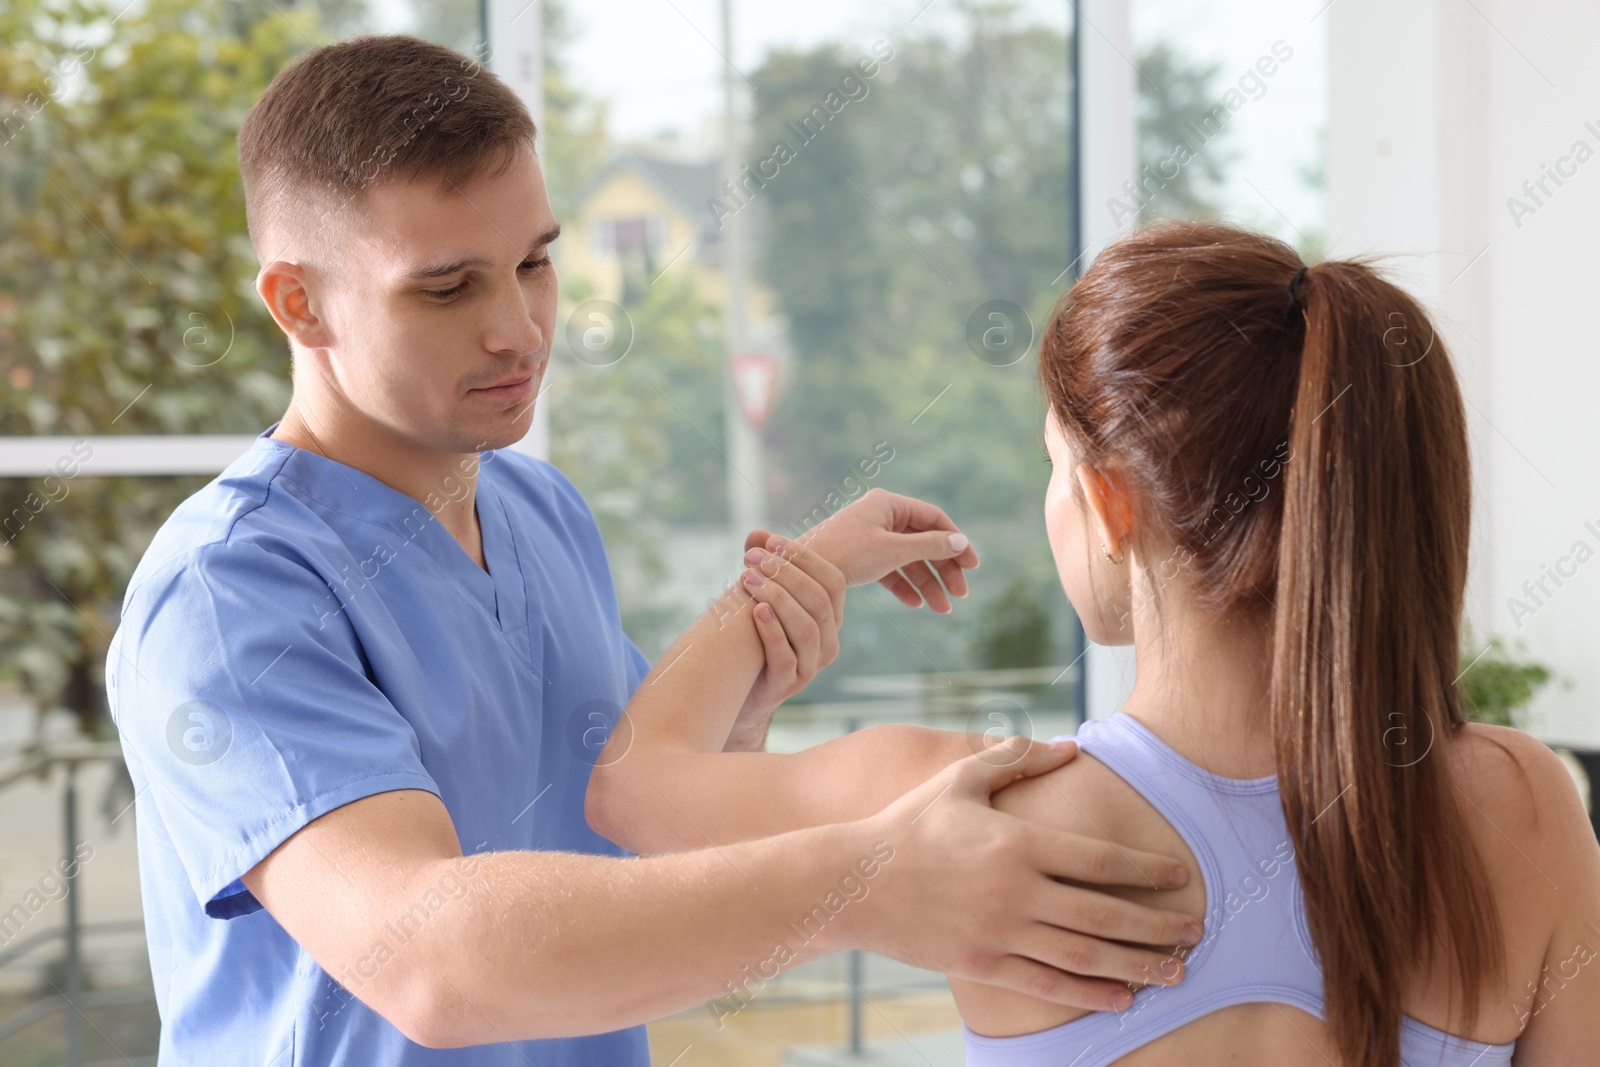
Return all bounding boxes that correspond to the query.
[407,818,887,1045]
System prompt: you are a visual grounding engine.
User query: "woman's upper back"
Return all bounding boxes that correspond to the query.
[949,712,1599,1066]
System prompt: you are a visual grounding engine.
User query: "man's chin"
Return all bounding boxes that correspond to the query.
[462,403,537,453]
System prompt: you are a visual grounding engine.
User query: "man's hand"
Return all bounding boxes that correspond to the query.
[723,532,848,749]
[842,735,1203,1011]
[728,488,979,745]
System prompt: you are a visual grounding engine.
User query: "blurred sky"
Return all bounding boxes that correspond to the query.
[377,0,1328,243]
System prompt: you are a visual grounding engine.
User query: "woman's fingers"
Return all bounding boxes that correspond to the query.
[929,554,972,599]
[881,491,981,570]
[876,569,925,608]
[897,560,953,614]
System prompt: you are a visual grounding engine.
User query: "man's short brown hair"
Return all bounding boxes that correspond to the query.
[237,33,538,263]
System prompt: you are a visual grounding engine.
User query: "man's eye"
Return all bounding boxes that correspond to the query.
[425,282,467,301]
[425,257,550,302]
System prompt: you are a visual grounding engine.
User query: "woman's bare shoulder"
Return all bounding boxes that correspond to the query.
[991,744,1144,840]
[1447,722,1587,844]
[1450,723,1600,1056]
[990,743,1199,887]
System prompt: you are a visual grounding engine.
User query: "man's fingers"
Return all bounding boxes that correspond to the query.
[1026,867,1201,949]
[898,560,953,614]
[751,600,797,683]
[741,569,823,679]
[1009,921,1187,990]
[950,735,1078,798]
[764,535,846,622]
[744,527,775,554]
[746,548,838,665]
[1028,825,1193,895]
[968,954,1134,1013]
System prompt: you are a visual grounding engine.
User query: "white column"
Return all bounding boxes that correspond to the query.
[1079,0,1140,264]
[1077,0,1140,721]
[487,0,550,462]
[718,0,766,535]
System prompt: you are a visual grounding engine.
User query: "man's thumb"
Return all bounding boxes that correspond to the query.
[957,733,1077,794]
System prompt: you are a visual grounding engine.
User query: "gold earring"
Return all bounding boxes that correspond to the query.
[1100,541,1124,565]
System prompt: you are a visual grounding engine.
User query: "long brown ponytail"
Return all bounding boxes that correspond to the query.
[1038,219,1503,1067]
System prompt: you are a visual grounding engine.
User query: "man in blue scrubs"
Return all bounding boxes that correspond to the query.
[105,33,1196,1065]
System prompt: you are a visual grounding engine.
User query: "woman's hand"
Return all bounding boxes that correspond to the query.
[753,488,981,613]
[727,489,980,743]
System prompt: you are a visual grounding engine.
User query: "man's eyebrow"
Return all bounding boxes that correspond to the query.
[401,224,562,281]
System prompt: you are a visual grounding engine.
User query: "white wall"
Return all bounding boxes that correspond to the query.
[1327,0,1600,746]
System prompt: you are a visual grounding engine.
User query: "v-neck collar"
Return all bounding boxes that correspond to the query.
[252,423,518,632]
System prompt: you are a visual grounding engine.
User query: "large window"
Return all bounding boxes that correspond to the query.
[1130,0,1327,251]
[0,0,1335,1061]
[545,1,1073,1056]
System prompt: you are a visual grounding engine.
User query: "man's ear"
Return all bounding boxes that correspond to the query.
[1073,462,1133,554]
[257,261,333,349]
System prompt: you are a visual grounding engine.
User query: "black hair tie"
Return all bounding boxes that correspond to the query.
[1287,266,1309,312]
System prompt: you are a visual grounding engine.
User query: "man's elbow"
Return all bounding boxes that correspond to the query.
[344,969,456,1049]
[386,971,516,1048]
[400,972,637,1047]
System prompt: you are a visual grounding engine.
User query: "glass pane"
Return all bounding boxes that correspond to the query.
[544,0,1077,1056]
[0,1,481,1061]
[1130,0,1328,256]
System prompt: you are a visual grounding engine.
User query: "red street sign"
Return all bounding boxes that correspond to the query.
[730,352,779,430]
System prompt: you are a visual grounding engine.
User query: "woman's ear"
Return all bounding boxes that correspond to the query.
[1074,461,1133,557]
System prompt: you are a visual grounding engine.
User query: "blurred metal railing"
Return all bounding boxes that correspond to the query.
[0,741,150,1067]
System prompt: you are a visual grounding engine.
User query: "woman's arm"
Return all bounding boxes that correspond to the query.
[587,489,989,851]
[586,488,1205,1008]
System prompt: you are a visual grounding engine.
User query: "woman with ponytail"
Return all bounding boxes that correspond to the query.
[590,219,1600,1065]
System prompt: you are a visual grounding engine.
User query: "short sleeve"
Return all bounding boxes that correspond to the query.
[623,636,651,694]
[110,539,440,919]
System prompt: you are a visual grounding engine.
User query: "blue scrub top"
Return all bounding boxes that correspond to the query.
[105,424,654,1066]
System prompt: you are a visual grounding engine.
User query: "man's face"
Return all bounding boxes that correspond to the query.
[312,144,559,454]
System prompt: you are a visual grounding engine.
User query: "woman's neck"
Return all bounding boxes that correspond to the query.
[1117,602,1278,778]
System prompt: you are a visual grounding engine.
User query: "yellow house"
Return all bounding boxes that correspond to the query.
[560,149,777,322]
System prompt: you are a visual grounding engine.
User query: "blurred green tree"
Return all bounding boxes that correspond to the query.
[0,0,325,743]
[739,4,1221,685]
[1134,41,1236,221]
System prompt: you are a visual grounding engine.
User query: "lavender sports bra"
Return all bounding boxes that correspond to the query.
[961,713,1516,1066]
